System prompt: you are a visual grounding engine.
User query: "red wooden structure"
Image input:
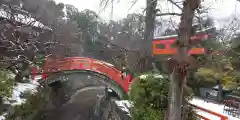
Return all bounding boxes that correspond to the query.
[31,57,134,93]
[152,33,208,55]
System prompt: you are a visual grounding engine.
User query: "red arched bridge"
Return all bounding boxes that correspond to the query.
[31,57,134,93]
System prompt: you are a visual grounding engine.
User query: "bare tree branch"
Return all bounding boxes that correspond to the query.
[168,0,182,10]
[167,0,201,20]
[156,12,182,16]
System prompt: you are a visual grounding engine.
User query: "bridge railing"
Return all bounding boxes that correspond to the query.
[32,57,133,93]
[190,103,228,120]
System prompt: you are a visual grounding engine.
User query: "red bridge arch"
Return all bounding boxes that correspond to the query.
[31,57,134,93]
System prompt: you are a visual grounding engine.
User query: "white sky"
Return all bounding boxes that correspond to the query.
[54,0,240,21]
[54,0,145,21]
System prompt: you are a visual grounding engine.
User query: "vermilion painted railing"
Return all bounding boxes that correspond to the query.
[190,103,228,120]
[197,114,211,120]
[32,57,134,93]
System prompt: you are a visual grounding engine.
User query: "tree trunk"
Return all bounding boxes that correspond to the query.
[144,0,157,55]
[141,0,158,72]
[168,71,184,120]
[168,0,200,120]
[164,110,168,120]
[15,62,29,82]
[217,84,223,102]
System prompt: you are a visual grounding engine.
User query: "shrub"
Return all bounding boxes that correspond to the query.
[5,87,46,120]
[129,73,168,120]
[0,70,15,98]
[129,72,198,120]
[0,70,15,115]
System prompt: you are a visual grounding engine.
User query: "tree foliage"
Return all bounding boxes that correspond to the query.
[195,53,238,89]
[191,18,240,90]
[129,73,167,120]
[129,72,197,120]
[0,0,80,82]
[5,87,46,120]
[0,70,15,114]
[0,71,14,98]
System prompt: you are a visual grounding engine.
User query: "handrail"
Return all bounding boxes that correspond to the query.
[31,57,133,93]
[190,103,228,120]
[197,114,211,120]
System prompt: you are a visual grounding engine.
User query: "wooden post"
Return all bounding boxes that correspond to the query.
[168,0,200,120]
